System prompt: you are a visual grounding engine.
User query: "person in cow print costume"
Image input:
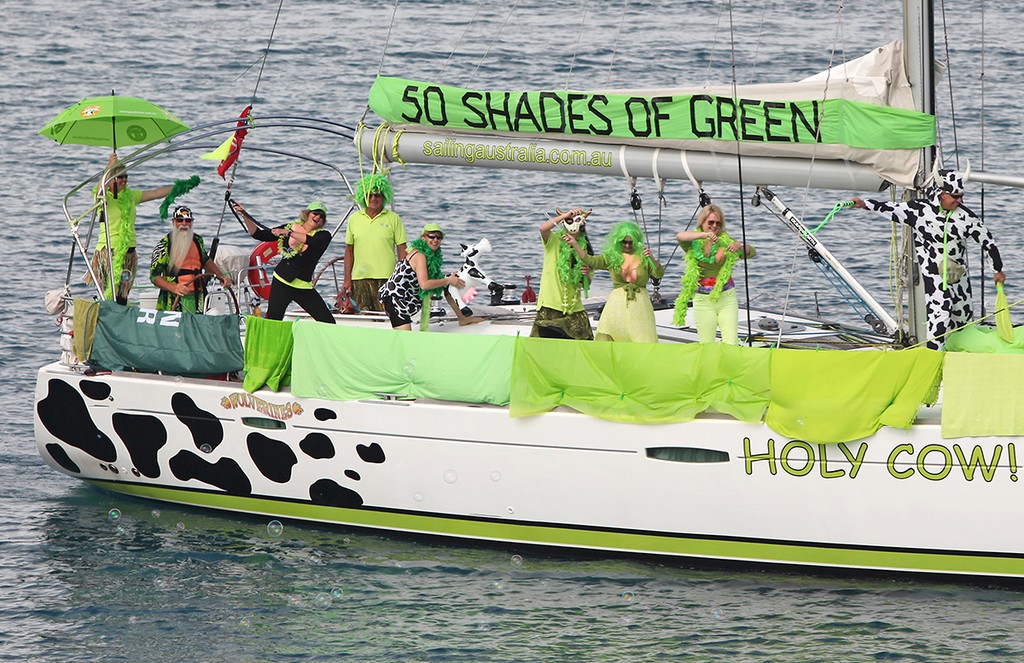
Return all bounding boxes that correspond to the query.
[852,170,1006,349]
[378,223,464,330]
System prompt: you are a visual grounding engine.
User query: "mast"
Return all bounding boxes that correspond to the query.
[902,0,935,344]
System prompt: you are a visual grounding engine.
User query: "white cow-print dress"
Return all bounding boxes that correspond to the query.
[865,192,1002,349]
[378,255,423,319]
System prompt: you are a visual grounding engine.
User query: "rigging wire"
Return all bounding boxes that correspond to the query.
[468,0,520,87]
[725,0,754,346]
[566,0,591,88]
[604,0,630,87]
[979,0,988,315]
[360,0,402,125]
[937,0,960,169]
[437,0,487,82]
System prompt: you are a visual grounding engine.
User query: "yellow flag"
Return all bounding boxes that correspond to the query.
[200,135,234,161]
[996,282,1014,343]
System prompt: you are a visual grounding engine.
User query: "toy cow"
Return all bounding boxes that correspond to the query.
[446,238,504,316]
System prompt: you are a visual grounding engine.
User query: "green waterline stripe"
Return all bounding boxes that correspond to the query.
[92,480,1024,577]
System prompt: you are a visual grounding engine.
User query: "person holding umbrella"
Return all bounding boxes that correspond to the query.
[89,153,174,304]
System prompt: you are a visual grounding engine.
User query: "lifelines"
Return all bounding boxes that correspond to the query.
[395,83,822,143]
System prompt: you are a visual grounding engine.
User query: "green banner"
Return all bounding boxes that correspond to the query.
[369,77,936,150]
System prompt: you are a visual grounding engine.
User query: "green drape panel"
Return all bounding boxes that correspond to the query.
[946,324,1024,353]
[291,323,515,404]
[243,316,294,393]
[509,337,771,424]
[765,347,942,443]
[942,353,1024,437]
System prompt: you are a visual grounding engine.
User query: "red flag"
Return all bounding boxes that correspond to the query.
[217,105,252,179]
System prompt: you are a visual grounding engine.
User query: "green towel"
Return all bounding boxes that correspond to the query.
[765,347,942,443]
[942,352,1024,437]
[73,298,100,362]
[243,316,294,392]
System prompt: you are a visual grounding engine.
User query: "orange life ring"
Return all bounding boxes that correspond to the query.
[248,240,279,300]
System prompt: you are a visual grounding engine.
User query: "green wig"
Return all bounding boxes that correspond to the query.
[353,174,394,208]
[601,221,656,274]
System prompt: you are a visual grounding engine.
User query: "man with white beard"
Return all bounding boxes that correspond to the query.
[149,206,233,312]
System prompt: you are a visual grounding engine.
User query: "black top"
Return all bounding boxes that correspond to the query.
[252,224,332,283]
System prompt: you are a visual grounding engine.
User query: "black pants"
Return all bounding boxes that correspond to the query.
[265,279,336,323]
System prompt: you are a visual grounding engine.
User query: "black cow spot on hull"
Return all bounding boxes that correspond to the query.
[169,451,251,495]
[299,433,335,459]
[314,408,337,421]
[247,433,297,483]
[37,379,117,462]
[45,443,81,473]
[309,479,363,508]
[171,392,223,452]
[112,413,167,478]
[80,380,111,401]
[344,469,360,481]
[356,443,385,464]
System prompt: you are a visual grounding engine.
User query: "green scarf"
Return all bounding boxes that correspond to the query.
[672,234,740,327]
[410,238,444,298]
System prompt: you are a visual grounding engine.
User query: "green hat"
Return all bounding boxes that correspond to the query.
[307,201,328,213]
[421,223,444,237]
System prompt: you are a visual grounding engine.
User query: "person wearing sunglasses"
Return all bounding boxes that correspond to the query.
[149,206,233,313]
[673,204,757,344]
[563,221,665,342]
[88,153,174,305]
[852,169,1006,349]
[342,174,408,313]
[378,224,464,330]
[233,200,336,323]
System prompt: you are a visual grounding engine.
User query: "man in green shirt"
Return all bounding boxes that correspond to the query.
[342,174,407,312]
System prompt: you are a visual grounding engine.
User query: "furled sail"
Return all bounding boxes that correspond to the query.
[360,41,934,190]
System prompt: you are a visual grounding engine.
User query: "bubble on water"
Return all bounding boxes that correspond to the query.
[510,554,523,568]
[314,593,333,609]
[239,617,251,628]
[443,470,458,484]
[316,383,331,397]
[120,467,128,475]
[108,508,121,522]
[174,376,183,384]
[310,550,323,565]
[490,471,501,482]
[712,609,722,619]
[267,520,284,537]
[492,579,504,590]
[413,491,424,502]
[199,444,212,454]
[116,526,126,535]
[151,509,160,519]
[402,359,417,379]
[330,588,344,600]
[128,615,137,624]
[176,522,186,530]
[342,537,351,545]
[289,595,302,606]
[621,591,636,602]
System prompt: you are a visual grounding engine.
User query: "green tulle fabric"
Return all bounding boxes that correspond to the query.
[409,238,444,297]
[556,232,590,292]
[672,233,740,327]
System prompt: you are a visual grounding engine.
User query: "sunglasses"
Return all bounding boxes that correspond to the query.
[947,192,963,200]
[425,233,443,240]
[114,174,128,180]
[622,239,634,244]
[173,217,193,223]
[309,210,326,218]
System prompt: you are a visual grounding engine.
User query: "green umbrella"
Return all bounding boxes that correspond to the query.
[38,94,189,149]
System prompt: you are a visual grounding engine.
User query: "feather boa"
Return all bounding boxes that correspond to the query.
[409,238,444,298]
[158,176,202,220]
[672,234,740,327]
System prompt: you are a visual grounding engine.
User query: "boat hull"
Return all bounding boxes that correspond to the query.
[34,362,1024,578]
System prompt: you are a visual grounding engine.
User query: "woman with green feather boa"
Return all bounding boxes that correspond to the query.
[530,208,595,340]
[87,153,174,304]
[564,221,665,342]
[673,204,756,344]
[378,224,464,330]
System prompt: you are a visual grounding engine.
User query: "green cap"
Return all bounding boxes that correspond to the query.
[422,223,444,237]
[307,201,328,213]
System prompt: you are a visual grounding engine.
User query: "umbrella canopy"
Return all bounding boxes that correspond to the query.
[38,95,189,149]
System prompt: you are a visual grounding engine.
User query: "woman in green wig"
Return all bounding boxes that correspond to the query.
[673,204,756,344]
[565,221,665,342]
